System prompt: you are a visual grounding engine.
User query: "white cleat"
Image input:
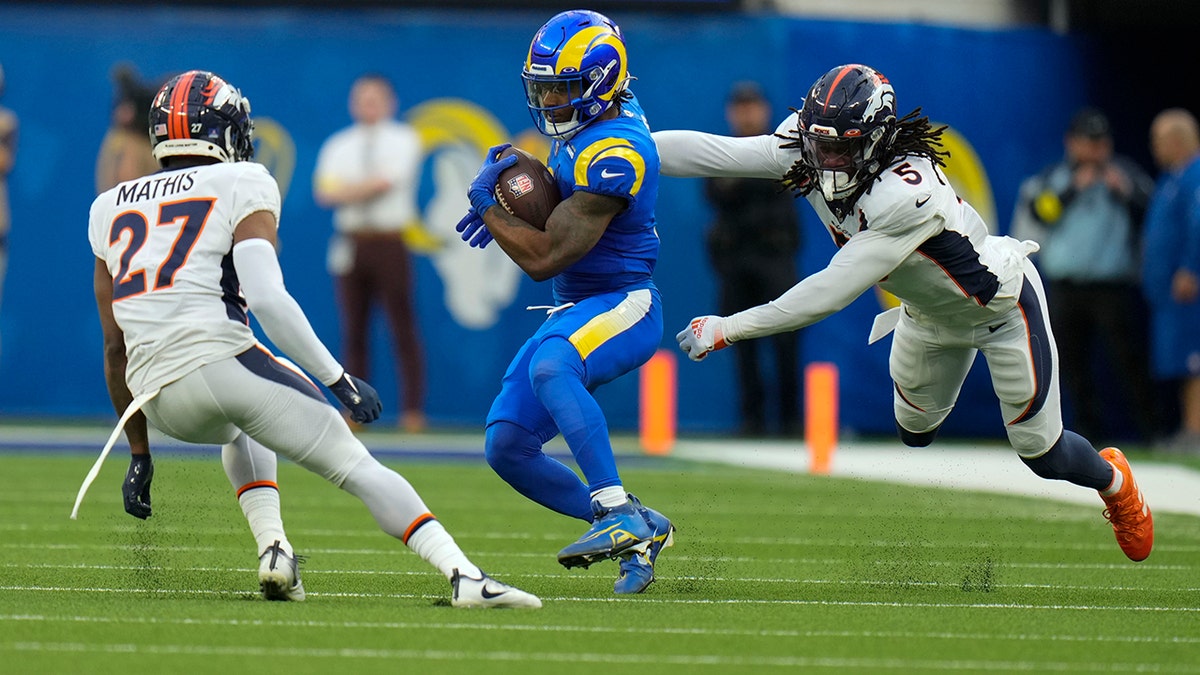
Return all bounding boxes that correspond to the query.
[258,539,306,602]
[450,568,542,609]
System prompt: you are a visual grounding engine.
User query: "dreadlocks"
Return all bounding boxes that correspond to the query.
[777,107,949,200]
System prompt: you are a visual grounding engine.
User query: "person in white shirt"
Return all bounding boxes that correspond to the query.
[90,69,540,608]
[657,63,1154,563]
[313,74,427,432]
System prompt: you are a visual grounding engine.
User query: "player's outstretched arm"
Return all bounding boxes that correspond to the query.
[652,129,788,179]
[231,212,380,423]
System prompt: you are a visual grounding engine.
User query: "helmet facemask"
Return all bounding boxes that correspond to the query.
[800,123,892,201]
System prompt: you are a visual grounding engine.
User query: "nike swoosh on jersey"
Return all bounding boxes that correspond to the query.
[915,195,932,208]
[988,322,1007,333]
[600,169,625,179]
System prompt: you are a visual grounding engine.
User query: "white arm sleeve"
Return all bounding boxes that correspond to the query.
[232,238,344,386]
[652,130,792,179]
[723,225,933,342]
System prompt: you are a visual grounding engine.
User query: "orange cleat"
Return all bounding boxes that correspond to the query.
[1098,448,1154,562]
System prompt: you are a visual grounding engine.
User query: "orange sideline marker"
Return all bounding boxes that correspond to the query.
[639,349,677,455]
[805,362,838,475]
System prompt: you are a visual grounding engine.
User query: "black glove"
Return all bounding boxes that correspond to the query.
[329,372,382,424]
[122,454,153,519]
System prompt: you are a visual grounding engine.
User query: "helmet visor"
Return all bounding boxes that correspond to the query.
[800,131,865,172]
[522,73,585,124]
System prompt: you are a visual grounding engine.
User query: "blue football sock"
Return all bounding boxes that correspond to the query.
[1020,430,1114,491]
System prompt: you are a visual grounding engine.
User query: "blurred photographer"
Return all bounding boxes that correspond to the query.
[95,63,160,194]
[1012,107,1157,441]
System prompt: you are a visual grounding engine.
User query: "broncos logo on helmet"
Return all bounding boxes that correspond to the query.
[149,70,254,165]
[522,10,631,139]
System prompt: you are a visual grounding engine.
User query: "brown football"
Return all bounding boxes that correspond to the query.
[494,147,561,230]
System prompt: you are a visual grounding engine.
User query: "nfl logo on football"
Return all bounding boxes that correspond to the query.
[508,173,535,198]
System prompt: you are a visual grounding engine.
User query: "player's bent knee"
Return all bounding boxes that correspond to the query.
[484,421,540,475]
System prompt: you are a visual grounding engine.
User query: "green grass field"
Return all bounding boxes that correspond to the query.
[1,447,1198,674]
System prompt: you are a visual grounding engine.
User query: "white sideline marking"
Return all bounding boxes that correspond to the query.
[2,614,1198,645]
[5,641,1197,672]
[675,440,1200,516]
[5,562,1199,592]
[2,543,1195,569]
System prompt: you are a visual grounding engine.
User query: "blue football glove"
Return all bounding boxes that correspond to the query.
[329,372,382,424]
[455,208,494,249]
[122,454,153,520]
[467,144,517,216]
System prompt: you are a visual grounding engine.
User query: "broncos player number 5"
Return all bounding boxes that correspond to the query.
[109,198,215,300]
[892,162,922,185]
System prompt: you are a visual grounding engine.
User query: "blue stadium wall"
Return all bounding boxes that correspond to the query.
[0,5,1089,436]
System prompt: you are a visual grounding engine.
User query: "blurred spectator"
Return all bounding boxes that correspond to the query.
[95,63,160,193]
[1011,107,1157,442]
[1143,108,1200,454]
[703,82,803,437]
[313,74,426,432]
[0,64,16,338]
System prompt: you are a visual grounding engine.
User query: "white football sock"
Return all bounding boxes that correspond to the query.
[1101,463,1123,497]
[222,434,291,557]
[591,486,627,509]
[406,520,481,580]
[339,456,480,579]
[239,486,292,557]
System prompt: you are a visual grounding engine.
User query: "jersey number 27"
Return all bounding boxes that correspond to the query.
[108,198,215,301]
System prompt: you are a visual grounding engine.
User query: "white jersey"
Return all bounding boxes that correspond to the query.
[653,112,1033,341]
[88,162,281,398]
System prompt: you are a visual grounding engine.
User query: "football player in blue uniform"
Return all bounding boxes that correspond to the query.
[457,9,675,594]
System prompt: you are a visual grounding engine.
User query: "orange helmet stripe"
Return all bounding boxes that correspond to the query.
[821,65,856,115]
[168,71,198,140]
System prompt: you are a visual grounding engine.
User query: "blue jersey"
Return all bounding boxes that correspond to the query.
[1143,156,1200,304]
[547,95,660,304]
[1141,156,1200,379]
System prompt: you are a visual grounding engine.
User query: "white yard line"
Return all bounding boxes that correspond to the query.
[7,641,1190,672]
[1,614,1197,645]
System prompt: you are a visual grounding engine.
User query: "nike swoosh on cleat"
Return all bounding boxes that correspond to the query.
[480,586,507,600]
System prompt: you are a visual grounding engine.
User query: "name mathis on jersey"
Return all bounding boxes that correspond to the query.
[116,170,198,206]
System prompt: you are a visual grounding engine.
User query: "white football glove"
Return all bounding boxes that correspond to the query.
[675,315,731,362]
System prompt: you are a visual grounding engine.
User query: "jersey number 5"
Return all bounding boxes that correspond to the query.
[109,198,215,301]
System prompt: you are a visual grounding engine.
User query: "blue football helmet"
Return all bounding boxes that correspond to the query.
[149,70,254,165]
[522,10,630,139]
[797,64,898,201]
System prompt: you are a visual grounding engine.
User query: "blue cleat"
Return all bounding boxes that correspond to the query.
[558,498,654,569]
[614,495,675,594]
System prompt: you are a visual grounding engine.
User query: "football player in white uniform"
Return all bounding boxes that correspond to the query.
[89,70,540,607]
[656,64,1153,562]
